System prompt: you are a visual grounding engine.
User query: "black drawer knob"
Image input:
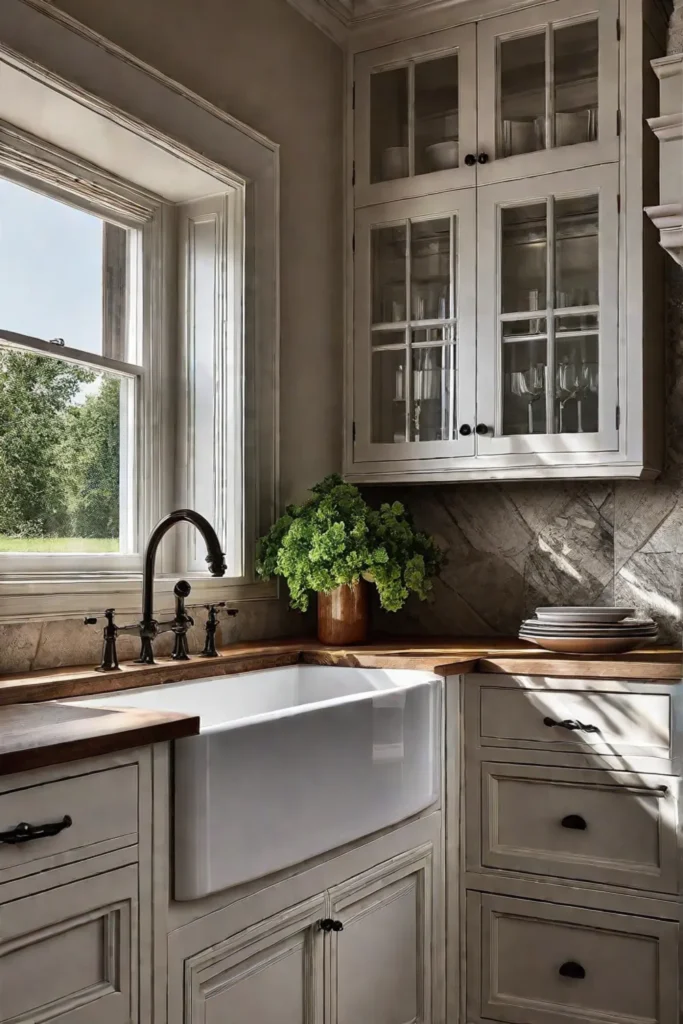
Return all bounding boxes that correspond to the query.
[559,961,586,980]
[478,152,489,164]
[475,423,489,435]
[459,424,472,436]
[464,153,476,166]
[318,918,344,933]
[561,814,587,831]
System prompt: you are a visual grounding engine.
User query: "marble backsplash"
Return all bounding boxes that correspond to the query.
[371,267,683,643]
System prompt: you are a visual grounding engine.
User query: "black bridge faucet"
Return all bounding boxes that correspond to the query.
[137,509,227,664]
[85,509,229,669]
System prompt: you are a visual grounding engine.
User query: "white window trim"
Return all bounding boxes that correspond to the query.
[0,0,280,623]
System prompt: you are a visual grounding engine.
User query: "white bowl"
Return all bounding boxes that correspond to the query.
[381,146,409,180]
[425,140,459,171]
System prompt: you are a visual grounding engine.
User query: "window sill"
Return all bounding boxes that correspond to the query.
[0,573,278,624]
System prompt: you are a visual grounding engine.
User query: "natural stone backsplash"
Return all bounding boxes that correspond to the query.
[370,266,683,644]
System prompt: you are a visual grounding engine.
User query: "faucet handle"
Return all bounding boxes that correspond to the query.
[84,608,121,672]
[200,604,238,658]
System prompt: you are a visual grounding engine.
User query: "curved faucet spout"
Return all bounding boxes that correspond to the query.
[142,509,226,628]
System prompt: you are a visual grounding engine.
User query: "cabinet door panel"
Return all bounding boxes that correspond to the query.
[329,843,436,1024]
[476,0,619,185]
[476,164,619,457]
[354,190,476,464]
[0,866,137,1024]
[183,895,325,1024]
[355,26,477,207]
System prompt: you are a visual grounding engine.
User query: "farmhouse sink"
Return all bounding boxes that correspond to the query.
[73,664,441,899]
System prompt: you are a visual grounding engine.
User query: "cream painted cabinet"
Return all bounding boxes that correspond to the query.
[347,0,665,483]
[174,839,441,1024]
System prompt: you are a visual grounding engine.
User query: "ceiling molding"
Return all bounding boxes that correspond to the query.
[285,0,350,44]
[646,53,683,268]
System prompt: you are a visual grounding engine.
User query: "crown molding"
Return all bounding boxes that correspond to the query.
[285,0,350,43]
[646,54,683,267]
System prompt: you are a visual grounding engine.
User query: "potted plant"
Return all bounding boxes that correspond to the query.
[256,475,444,645]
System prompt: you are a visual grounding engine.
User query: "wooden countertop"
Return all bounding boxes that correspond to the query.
[0,701,199,776]
[0,637,679,776]
[0,637,680,709]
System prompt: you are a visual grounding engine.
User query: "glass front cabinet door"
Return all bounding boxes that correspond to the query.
[476,0,619,184]
[353,192,477,468]
[354,26,478,207]
[476,164,619,465]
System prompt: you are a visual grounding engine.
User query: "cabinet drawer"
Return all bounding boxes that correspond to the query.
[477,682,671,760]
[0,765,138,882]
[467,892,679,1024]
[475,763,677,892]
[0,864,137,1023]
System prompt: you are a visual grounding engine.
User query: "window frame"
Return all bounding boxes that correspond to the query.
[0,2,281,622]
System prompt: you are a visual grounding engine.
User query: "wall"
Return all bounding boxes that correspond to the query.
[370,4,683,643]
[0,0,342,673]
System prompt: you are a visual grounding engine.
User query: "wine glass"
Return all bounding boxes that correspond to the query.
[556,361,581,432]
[511,364,545,434]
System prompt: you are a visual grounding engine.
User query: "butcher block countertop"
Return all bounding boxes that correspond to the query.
[0,637,679,775]
[0,701,199,776]
[0,637,680,709]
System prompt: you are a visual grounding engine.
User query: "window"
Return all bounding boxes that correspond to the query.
[0,177,140,563]
[0,10,279,623]
[0,124,250,595]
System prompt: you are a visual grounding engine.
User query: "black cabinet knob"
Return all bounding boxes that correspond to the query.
[561,814,587,831]
[478,152,489,164]
[559,961,586,980]
[459,424,472,436]
[475,424,489,435]
[464,153,476,166]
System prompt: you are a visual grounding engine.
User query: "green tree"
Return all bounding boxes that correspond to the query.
[0,350,93,537]
[61,377,120,539]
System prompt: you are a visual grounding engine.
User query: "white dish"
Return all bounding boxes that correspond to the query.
[520,628,658,639]
[425,140,459,171]
[536,606,635,624]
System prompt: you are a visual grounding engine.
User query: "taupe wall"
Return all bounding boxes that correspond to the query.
[0,0,342,672]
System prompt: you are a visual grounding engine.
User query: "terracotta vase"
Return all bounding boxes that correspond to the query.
[317,580,369,646]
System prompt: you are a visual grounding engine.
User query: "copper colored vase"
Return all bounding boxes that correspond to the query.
[317,581,369,646]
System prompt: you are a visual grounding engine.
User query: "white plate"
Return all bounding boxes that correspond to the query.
[520,627,658,639]
[535,606,634,624]
[522,618,655,633]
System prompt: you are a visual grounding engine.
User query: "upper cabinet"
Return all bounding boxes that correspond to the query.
[346,0,667,484]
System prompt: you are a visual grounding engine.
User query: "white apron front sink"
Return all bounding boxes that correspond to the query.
[73,664,441,899]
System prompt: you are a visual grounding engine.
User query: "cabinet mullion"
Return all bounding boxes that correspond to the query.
[546,196,556,435]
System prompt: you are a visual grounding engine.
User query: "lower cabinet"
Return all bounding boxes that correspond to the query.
[175,839,439,1024]
[0,864,138,1024]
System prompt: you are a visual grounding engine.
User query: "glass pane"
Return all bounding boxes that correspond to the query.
[372,348,407,443]
[371,67,409,183]
[503,316,547,339]
[555,312,599,333]
[555,194,599,309]
[0,347,127,551]
[499,33,546,157]
[372,225,407,324]
[556,334,599,433]
[415,55,459,176]
[554,20,598,147]
[410,343,456,441]
[502,336,548,435]
[372,329,406,349]
[502,203,547,314]
[411,218,451,321]
[0,178,106,355]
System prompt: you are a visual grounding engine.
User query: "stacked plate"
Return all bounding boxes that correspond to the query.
[519,607,658,655]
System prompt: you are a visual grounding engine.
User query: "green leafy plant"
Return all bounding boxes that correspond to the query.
[256,474,445,613]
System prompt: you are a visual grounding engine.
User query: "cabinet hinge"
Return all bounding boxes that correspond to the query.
[352,233,355,254]
[616,18,621,41]
[617,193,621,214]
[352,160,356,187]
[352,421,356,443]
[616,108,621,136]
[352,82,356,110]
[616,405,621,430]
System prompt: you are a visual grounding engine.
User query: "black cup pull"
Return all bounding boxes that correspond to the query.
[0,814,72,845]
[561,814,587,831]
[543,716,600,734]
[478,152,489,164]
[459,424,472,436]
[464,153,476,166]
[559,961,586,980]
